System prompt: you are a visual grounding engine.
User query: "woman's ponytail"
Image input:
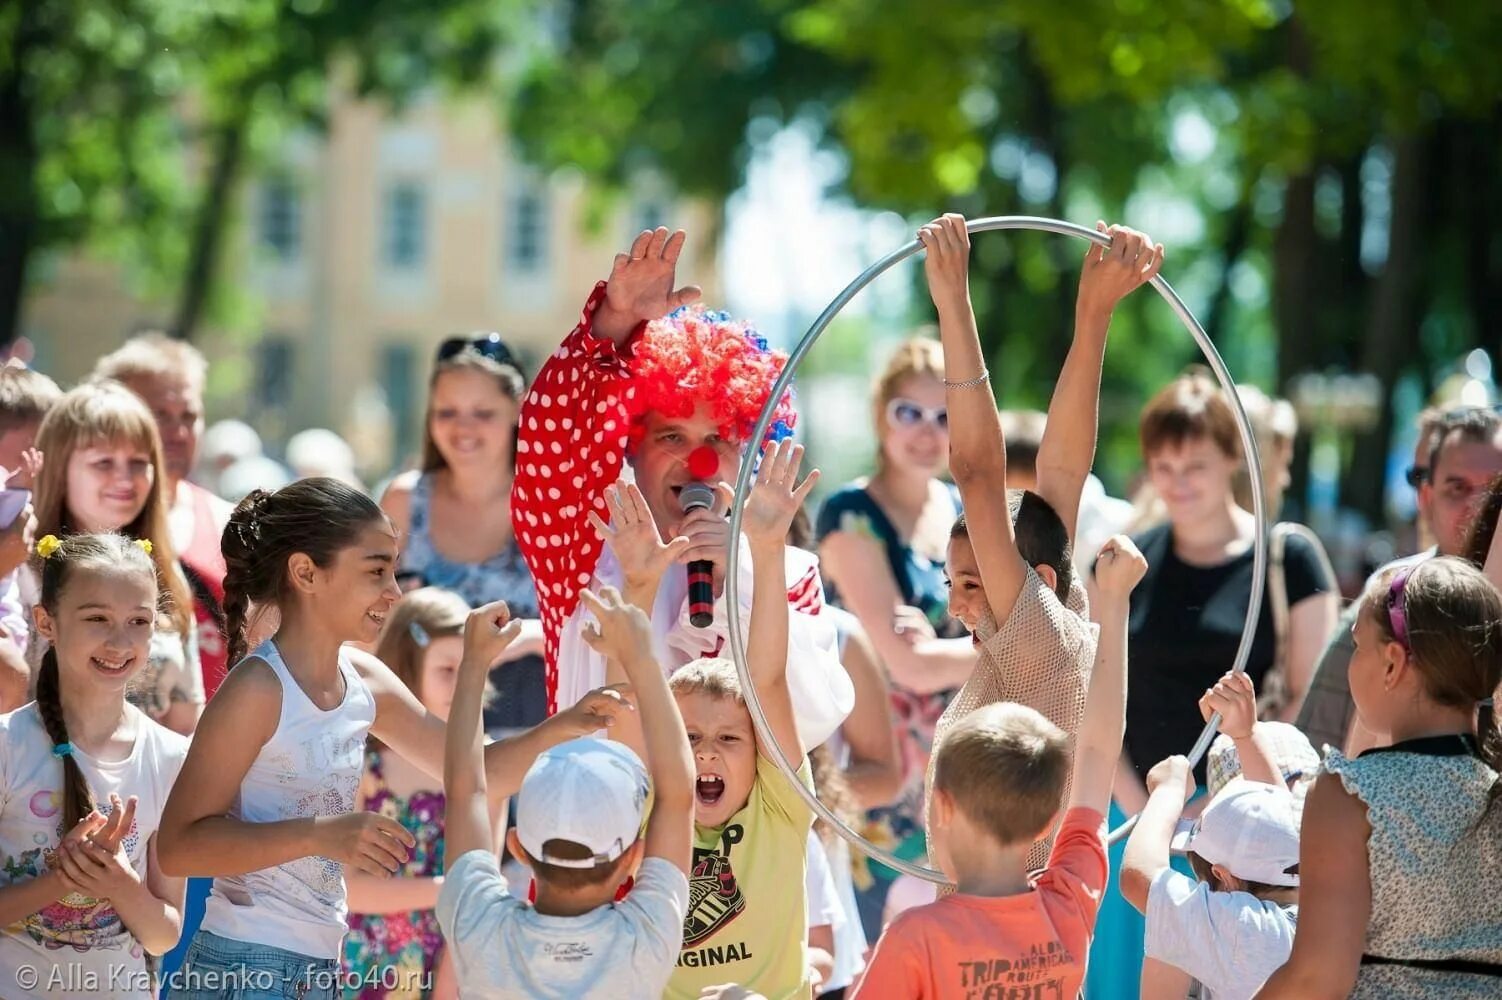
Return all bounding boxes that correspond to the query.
[1478,698,1501,821]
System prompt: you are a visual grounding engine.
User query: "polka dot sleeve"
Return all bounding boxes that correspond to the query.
[511,281,639,715]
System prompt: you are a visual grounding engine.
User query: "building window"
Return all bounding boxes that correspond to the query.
[256,337,295,411]
[259,178,300,261]
[635,199,667,236]
[507,180,549,274]
[380,342,418,461]
[383,182,426,270]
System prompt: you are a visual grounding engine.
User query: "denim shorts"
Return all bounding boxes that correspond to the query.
[165,930,341,1000]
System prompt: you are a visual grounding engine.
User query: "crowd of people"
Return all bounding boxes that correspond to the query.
[0,214,1497,1000]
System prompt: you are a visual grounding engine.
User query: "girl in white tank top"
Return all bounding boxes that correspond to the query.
[157,478,605,999]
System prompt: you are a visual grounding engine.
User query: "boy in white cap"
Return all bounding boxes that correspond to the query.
[1121,671,1302,1000]
[438,587,696,998]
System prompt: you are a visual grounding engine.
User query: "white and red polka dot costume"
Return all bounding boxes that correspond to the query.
[511,283,854,748]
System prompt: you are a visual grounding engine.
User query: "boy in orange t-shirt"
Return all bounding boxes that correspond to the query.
[854,532,1146,1000]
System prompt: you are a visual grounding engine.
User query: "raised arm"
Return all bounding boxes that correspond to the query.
[1070,535,1146,813]
[580,587,695,876]
[1199,671,1284,787]
[1037,223,1162,539]
[511,230,697,712]
[587,481,692,760]
[742,440,821,766]
[442,603,522,861]
[1120,755,1195,911]
[919,213,1027,623]
[158,660,415,879]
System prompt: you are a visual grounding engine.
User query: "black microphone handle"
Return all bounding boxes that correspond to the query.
[686,558,716,628]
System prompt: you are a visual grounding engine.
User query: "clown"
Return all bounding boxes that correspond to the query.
[512,228,853,747]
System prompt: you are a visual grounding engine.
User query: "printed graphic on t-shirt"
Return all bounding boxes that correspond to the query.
[258,728,365,902]
[956,940,1072,998]
[1,793,140,953]
[679,824,750,965]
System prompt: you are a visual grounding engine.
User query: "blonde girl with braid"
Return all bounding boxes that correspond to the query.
[0,532,190,999]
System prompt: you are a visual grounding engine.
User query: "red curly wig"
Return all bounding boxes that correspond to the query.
[623,305,797,452]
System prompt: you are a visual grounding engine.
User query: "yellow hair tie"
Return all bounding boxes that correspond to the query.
[135,539,153,556]
[35,535,61,560]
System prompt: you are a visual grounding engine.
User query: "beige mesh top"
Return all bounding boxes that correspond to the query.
[926,564,1098,878]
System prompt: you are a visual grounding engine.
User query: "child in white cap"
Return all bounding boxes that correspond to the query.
[1122,671,1301,1000]
[437,587,696,999]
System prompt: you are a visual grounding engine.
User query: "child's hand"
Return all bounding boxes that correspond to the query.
[89,793,137,854]
[1077,221,1164,319]
[1144,755,1195,803]
[317,811,418,877]
[918,213,971,313]
[579,587,656,670]
[555,683,637,737]
[597,228,702,340]
[1199,670,1258,740]
[55,835,142,900]
[461,600,524,671]
[1094,534,1147,599]
[588,482,691,590]
[742,440,820,548]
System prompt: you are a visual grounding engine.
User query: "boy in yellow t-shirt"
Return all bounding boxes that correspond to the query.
[669,440,820,999]
[592,440,823,1000]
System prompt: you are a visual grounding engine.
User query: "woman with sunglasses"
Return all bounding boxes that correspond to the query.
[814,338,976,931]
[380,334,546,724]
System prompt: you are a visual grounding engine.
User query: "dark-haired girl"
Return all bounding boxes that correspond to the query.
[159,478,618,999]
[1258,556,1502,998]
[0,533,189,998]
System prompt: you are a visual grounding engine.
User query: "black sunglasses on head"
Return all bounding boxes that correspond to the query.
[436,332,519,370]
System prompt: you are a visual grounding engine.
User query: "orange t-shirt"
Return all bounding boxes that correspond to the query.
[854,807,1107,1000]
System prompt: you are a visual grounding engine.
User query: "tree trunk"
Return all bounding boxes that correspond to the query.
[172,115,249,341]
[1203,190,1252,347]
[1346,134,1431,522]
[0,0,42,351]
[1273,170,1319,390]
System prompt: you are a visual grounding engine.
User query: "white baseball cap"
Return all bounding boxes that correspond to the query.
[1171,781,1301,887]
[515,737,649,869]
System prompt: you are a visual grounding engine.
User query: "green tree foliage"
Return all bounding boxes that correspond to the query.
[514,0,1502,515]
[1,0,524,348]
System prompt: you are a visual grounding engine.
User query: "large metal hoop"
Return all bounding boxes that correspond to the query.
[726,216,1267,883]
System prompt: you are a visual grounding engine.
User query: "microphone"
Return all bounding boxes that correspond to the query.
[678,482,718,628]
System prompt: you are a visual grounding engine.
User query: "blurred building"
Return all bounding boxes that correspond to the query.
[23,88,720,477]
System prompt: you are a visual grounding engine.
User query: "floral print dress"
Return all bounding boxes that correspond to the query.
[342,750,446,999]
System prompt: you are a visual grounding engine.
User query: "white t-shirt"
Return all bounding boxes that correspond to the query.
[437,850,689,999]
[0,703,189,999]
[1144,868,1299,1000]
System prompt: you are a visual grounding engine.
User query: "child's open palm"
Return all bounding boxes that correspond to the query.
[743,440,819,546]
[589,483,691,588]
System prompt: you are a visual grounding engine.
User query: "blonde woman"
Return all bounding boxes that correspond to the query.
[814,339,974,929]
[31,380,202,734]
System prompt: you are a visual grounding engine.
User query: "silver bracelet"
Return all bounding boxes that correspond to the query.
[943,369,991,389]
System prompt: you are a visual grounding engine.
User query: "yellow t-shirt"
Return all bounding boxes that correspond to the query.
[665,754,815,1000]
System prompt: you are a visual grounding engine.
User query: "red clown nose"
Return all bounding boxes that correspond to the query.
[687,445,720,480]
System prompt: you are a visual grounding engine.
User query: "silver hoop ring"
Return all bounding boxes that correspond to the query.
[725,216,1268,884]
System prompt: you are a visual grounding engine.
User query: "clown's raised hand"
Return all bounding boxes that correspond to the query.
[743,440,820,547]
[596,227,703,344]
